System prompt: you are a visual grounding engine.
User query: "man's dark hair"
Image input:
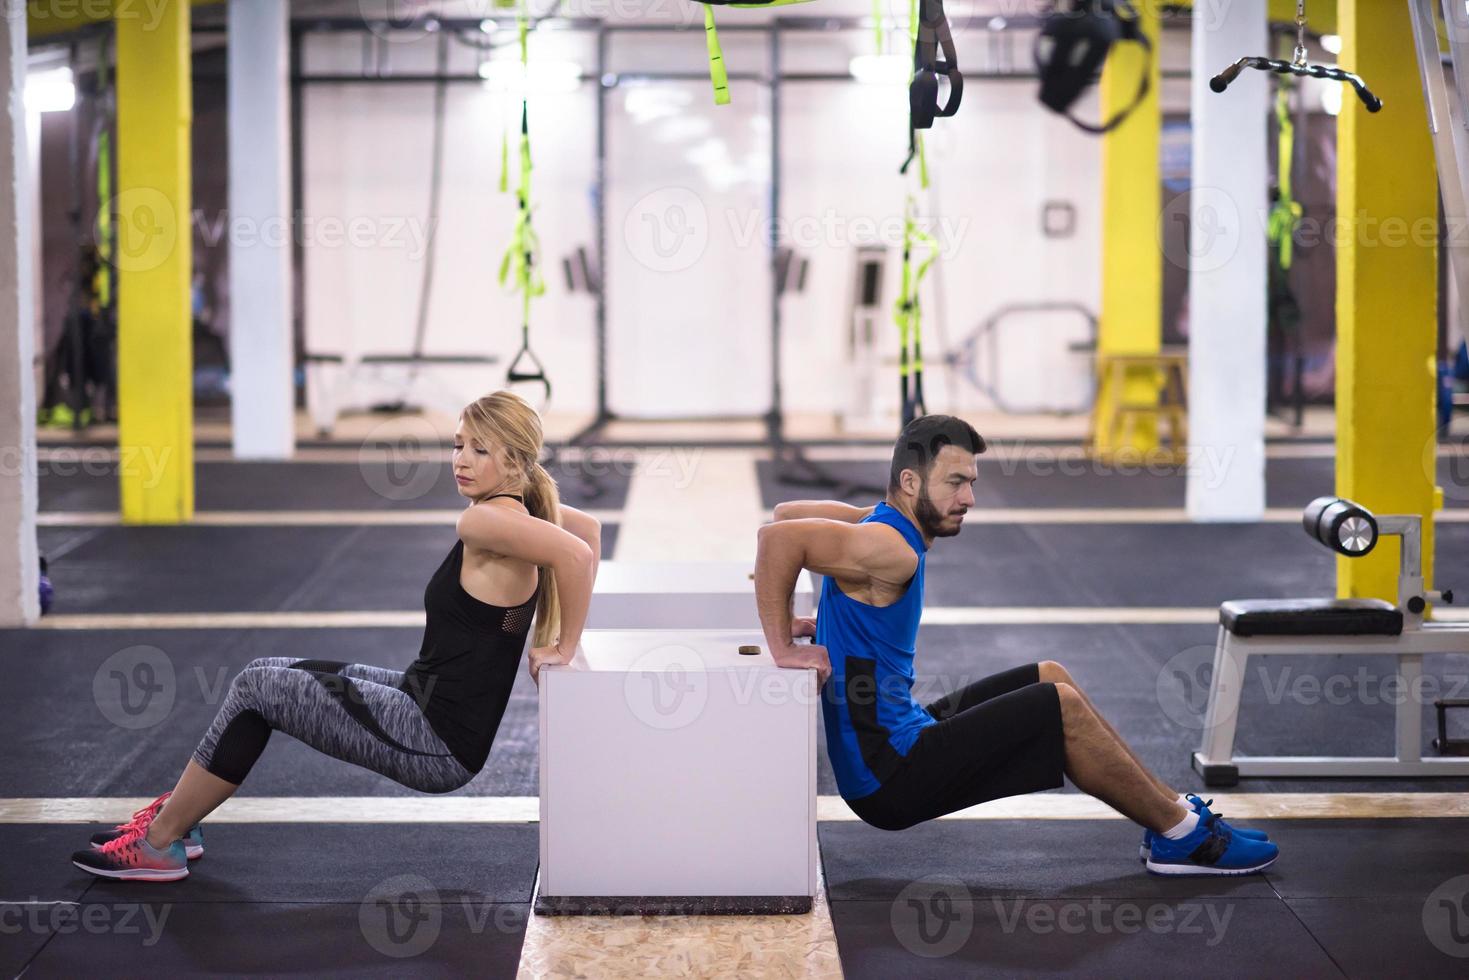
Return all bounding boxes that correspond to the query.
[888,415,986,495]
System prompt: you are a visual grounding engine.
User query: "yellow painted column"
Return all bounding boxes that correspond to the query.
[1335,1,1437,599]
[1091,3,1162,460]
[115,1,193,523]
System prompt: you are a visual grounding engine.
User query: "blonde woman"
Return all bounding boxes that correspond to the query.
[74,391,598,881]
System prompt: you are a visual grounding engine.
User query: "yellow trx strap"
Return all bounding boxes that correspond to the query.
[699,0,816,106]
[95,129,112,308]
[498,2,550,401]
[1267,83,1303,270]
[704,6,730,106]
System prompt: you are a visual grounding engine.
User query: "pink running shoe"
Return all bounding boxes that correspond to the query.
[89,792,205,860]
[72,828,188,881]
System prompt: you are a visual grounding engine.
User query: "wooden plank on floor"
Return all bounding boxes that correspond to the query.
[38,509,622,527]
[25,606,1469,630]
[516,866,841,979]
[7,794,1468,824]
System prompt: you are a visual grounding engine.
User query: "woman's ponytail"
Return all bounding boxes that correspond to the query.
[523,461,562,648]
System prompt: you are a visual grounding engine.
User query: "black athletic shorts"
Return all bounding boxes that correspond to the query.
[845,662,1066,831]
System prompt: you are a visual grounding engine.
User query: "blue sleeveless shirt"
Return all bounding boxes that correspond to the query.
[815,501,935,799]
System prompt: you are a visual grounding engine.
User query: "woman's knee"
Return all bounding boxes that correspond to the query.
[228,664,284,704]
[242,657,293,673]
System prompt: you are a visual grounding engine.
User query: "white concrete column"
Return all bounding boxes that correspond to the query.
[1186,0,1268,521]
[228,0,295,458]
[0,9,39,626]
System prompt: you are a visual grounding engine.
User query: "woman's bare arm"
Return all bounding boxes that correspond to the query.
[557,505,602,577]
[457,502,594,656]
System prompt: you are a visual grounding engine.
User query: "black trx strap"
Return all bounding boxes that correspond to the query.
[1035,0,1152,135]
[908,0,963,131]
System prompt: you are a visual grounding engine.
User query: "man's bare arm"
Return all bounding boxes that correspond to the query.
[754,520,912,677]
[771,500,877,524]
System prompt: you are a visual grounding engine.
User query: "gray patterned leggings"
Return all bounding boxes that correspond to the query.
[192,657,474,794]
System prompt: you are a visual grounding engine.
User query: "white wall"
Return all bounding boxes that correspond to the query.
[300,23,1107,422]
[302,31,598,414]
[606,77,774,419]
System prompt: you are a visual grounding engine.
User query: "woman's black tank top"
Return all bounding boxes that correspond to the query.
[400,494,538,773]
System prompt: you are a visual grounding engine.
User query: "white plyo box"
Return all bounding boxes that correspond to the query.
[588,561,816,629]
[538,629,818,911]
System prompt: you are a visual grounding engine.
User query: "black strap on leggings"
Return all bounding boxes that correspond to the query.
[289,660,455,759]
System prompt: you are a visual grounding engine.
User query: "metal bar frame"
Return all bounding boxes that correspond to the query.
[1192,510,1468,783]
[1410,0,1469,355]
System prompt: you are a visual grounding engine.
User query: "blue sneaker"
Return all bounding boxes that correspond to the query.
[1140,796,1268,862]
[1146,812,1278,876]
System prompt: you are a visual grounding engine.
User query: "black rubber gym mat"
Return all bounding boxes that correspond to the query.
[21,901,529,978]
[0,826,95,976]
[1248,819,1469,900]
[6,623,1464,798]
[819,819,1279,900]
[35,525,351,614]
[33,522,620,615]
[1285,896,1469,979]
[4,823,534,977]
[0,628,538,797]
[826,895,1339,979]
[34,516,1462,616]
[757,455,1469,510]
[820,820,1468,977]
[0,827,96,904]
[920,521,1469,609]
[38,457,630,513]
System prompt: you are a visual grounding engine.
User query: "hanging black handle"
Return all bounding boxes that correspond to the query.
[506,337,552,404]
[908,0,963,132]
[1210,56,1382,112]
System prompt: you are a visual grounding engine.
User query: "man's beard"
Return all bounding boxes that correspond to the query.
[914,482,962,538]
